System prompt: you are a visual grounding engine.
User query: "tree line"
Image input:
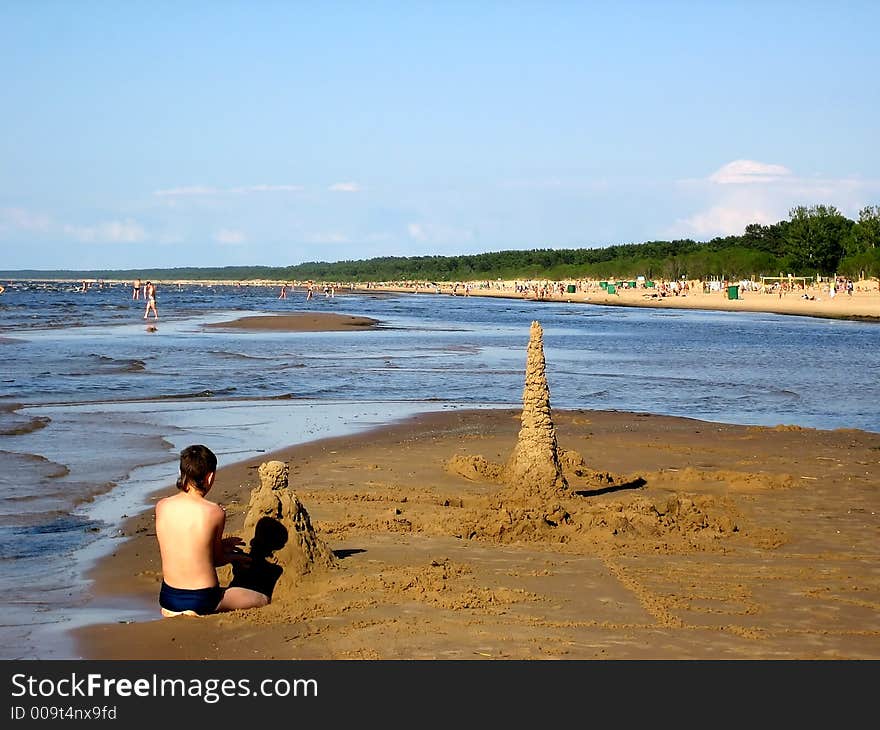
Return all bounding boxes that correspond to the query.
[4,204,878,283]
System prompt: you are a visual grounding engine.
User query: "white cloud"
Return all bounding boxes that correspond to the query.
[328,182,361,192]
[0,207,52,232]
[62,219,146,243]
[708,160,793,185]
[673,204,777,238]
[671,160,880,239]
[214,228,246,245]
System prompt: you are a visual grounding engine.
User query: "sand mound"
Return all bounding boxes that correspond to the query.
[457,492,741,550]
[444,454,503,482]
[238,460,337,602]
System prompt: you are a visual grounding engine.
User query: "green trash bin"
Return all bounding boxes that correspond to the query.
[628,281,637,288]
[566,284,576,294]
[727,285,739,300]
[599,281,608,289]
[606,284,616,294]
[646,281,655,288]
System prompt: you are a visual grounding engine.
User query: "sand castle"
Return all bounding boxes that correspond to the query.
[237,459,337,602]
[500,320,569,498]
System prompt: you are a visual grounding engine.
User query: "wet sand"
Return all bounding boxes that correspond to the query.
[75,407,880,660]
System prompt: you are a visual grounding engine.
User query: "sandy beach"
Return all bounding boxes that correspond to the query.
[357,280,880,322]
[73,315,880,660]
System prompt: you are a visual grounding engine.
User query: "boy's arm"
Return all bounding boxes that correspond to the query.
[211,505,246,566]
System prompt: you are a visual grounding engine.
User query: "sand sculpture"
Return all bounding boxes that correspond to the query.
[500,320,569,497]
[238,459,337,602]
[443,320,740,546]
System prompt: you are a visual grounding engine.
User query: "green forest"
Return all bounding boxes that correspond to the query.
[4,204,879,283]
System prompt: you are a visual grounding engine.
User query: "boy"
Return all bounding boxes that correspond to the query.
[155,444,269,616]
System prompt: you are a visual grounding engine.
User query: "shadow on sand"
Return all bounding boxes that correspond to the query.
[574,476,647,498]
[229,517,288,600]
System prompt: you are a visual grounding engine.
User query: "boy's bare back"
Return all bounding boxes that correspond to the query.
[155,491,225,590]
[156,444,269,616]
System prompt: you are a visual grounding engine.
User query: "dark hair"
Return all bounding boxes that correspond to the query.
[177,444,217,492]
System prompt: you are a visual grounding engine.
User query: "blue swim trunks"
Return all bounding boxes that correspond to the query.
[159,581,223,615]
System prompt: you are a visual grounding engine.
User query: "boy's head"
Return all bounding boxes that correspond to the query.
[177,444,217,493]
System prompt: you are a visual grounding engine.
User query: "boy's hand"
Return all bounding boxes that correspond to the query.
[221,536,251,565]
[222,536,245,551]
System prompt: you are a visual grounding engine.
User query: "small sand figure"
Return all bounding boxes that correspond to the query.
[501,320,568,497]
[240,460,337,603]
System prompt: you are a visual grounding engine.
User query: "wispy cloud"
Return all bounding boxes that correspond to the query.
[62,219,146,243]
[407,223,427,241]
[1,207,150,244]
[305,232,350,244]
[154,184,302,197]
[234,184,302,193]
[0,207,52,232]
[406,221,475,245]
[153,185,221,197]
[214,228,246,245]
[328,182,361,193]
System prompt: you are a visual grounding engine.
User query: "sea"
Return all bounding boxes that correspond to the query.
[1,279,878,658]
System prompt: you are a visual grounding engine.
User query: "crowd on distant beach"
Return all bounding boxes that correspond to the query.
[0,273,875,323]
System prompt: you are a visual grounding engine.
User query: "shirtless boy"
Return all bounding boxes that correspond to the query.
[155,444,269,616]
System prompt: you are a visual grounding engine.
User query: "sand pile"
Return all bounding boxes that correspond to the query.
[237,460,337,602]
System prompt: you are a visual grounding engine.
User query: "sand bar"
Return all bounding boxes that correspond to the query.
[203,312,379,332]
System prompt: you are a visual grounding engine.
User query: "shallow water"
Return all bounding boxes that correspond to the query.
[0,280,878,657]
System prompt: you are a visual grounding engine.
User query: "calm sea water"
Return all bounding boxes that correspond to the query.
[1,279,878,658]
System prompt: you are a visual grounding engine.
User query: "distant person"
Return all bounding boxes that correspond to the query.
[132,278,141,299]
[279,285,287,299]
[155,444,269,617]
[143,281,158,320]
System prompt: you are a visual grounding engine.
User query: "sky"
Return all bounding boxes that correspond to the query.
[1,0,878,271]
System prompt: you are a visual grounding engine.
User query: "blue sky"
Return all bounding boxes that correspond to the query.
[1,1,878,270]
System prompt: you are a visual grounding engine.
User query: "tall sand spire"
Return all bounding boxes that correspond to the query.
[502,320,568,497]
